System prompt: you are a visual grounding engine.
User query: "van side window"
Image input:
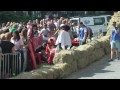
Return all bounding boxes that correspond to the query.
[71,20,78,26]
[107,16,111,22]
[93,17,105,25]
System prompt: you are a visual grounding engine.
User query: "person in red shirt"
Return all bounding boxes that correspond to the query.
[46,37,56,64]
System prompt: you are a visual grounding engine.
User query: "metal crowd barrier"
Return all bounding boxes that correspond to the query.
[22,48,27,72]
[0,48,27,79]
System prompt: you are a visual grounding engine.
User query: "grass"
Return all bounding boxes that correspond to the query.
[37,63,54,69]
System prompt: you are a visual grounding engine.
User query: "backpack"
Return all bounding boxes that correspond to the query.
[86,27,93,38]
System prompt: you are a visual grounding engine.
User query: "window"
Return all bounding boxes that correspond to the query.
[107,16,111,22]
[71,20,78,26]
[94,17,105,25]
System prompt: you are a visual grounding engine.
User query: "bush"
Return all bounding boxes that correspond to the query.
[0,11,32,24]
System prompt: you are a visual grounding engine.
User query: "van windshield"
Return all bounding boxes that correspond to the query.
[93,17,105,25]
[107,16,111,22]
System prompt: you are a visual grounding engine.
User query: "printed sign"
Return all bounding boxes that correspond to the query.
[84,20,90,25]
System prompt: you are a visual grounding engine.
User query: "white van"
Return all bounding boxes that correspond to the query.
[70,15,111,36]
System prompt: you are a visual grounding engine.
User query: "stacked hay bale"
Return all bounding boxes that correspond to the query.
[11,63,72,79]
[11,35,111,79]
[53,36,110,73]
[53,50,78,78]
[107,11,120,35]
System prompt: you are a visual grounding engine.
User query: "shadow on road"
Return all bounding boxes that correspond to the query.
[66,55,116,79]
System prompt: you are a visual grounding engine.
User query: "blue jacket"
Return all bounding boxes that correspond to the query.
[111,27,120,41]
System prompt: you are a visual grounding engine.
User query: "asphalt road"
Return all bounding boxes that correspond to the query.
[65,55,120,79]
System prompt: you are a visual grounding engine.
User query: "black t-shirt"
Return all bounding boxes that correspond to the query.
[35,46,46,53]
[0,41,14,54]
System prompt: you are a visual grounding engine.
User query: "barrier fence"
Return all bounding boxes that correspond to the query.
[0,48,27,79]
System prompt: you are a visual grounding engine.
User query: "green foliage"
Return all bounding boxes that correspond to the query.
[0,11,33,24]
[0,11,114,24]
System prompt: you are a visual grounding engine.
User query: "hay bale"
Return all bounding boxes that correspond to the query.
[77,57,89,69]
[87,40,101,49]
[52,63,72,78]
[97,36,110,55]
[39,67,59,79]
[105,46,111,54]
[74,44,96,60]
[71,50,89,70]
[10,71,44,79]
[48,68,58,79]
[51,67,61,79]
[87,54,96,63]
[13,68,54,79]
[10,72,33,79]
[97,36,110,47]
[60,50,74,64]
[74,40,102,54]
[76,44,94,52]
[70,60,78,72]
[74,45,93,59]
[30,71,44,79]
[107,11,120,35]
[93,48,105,60]
[35,69,54,79]
[71,46,78,50]
[71,50,81,61]
[53,50,63,64]
[53,54,61,64]
[53,50,74,64]
[76,47,105,69]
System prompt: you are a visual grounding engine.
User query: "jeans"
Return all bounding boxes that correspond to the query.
[16,49,24,71]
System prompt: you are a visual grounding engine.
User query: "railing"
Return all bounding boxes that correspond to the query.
[0,48,27,79]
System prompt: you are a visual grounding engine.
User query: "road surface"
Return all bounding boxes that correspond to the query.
[65,55,120,79]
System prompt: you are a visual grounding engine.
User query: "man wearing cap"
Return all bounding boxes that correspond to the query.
[109,22,120,62]
[55,25,72,50]
[53,24,64,39]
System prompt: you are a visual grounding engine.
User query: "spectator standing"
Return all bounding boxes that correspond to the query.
[109,22,120,61]
[78,22,87,45]
[56,25,71,50]
[39,24,50,42]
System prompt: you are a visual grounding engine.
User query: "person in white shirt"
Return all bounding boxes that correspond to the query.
[10,30,25,71]
[39,24,50,42]
[56,25,72,50]
[10,30,24,50]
